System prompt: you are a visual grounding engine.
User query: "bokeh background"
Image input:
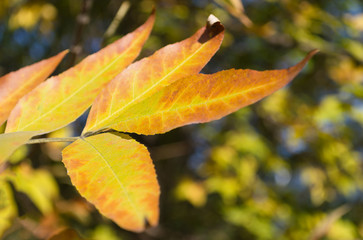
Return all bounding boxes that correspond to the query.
[1,0,363,239]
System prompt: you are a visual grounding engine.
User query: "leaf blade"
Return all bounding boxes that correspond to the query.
[5,12,155,133]
[62,133,160,232]
[0,50,68,125]
[83,15,225,133]
[0,131,41,164]
[108,50,318,134]
[0,179,17,237]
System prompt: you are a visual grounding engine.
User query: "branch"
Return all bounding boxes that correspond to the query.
[67,0,93,68]
[104,1,131,40]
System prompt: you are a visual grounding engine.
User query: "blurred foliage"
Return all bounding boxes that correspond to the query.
[0,0,362,239]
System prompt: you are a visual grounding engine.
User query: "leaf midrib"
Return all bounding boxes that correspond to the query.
[82,137,143,220]
[113,79,281,125]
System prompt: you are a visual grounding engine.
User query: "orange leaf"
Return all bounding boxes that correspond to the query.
[0,51,67,126]
[82,15,225,134]
[62,133,159,232]
[0,131,41,165]
[5,11,155,134]
[105,50,318,134]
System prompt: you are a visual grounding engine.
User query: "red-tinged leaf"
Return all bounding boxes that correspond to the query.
[0,51,68,126]
[5,11,155,134]
[105,50,318,135]
[0,131,42,165]
[82,15,225,134]
[62,133,159,232]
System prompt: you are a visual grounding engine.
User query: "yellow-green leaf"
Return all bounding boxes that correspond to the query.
[82,15,225,133]
[0,178,17,237]
[62,133,159,232]
[8,163,59,214]
[5,11,155,134]
[0,131,41,165]
[107,50,318,134]
[0,50,68,126]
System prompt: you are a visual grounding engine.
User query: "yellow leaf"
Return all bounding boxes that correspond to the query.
[62,133,160,232]
[175,178,206,207]
[83,15,225,133]
[9,164,59,214]
[0,178,17,237]
[5,11,155,134]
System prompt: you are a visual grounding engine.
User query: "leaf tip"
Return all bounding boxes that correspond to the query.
[150,6,156,15]
[56,49,69,61]
[147,6,156,24]
[287,49,319,80]
[198,14,224,44]
[60,49,70,55]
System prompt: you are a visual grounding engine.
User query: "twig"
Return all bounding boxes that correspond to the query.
[26,137,80,144]
[309,205,351,240]
[104,1,131,40]
[67,0,93,68]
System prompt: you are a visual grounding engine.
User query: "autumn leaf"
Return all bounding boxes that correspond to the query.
[8,164,59,214]
[5,11,155,134]
[0,131,42,165]
[82,14,225,134]
[0,178,17,236]
[101,50,318,135]
[62,133,159,232]
[0,50,67,126]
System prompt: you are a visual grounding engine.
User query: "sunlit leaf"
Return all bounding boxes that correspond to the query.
[8,164,59,214]
[175,178,206,207]
[104,50,317,135]
[0,50,67,126]
[62,133,159,232]
[0,131,41,165]
[0,178,17,237]
[83,15,225,133]
[5,11,155,134]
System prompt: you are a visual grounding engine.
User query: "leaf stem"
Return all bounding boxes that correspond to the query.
[26,137,80,144]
